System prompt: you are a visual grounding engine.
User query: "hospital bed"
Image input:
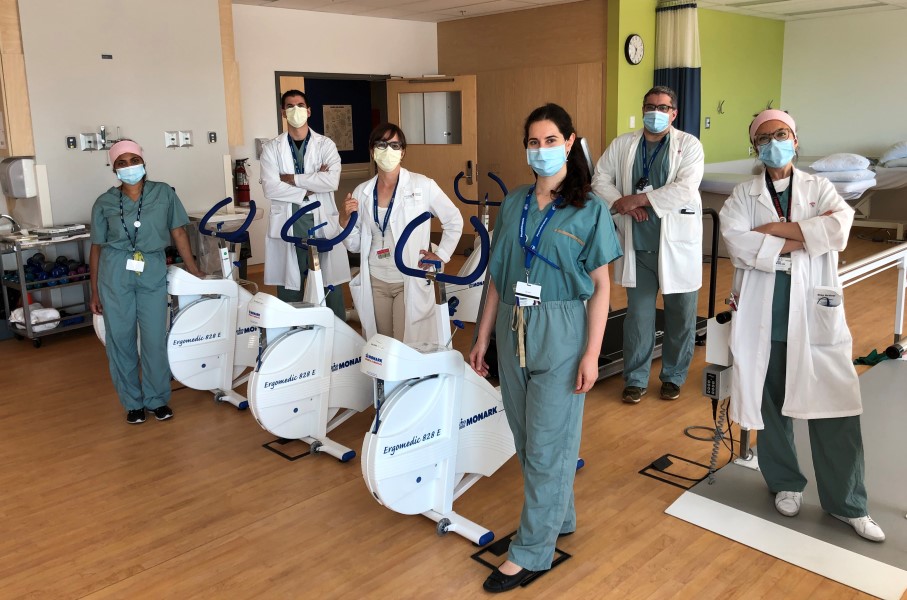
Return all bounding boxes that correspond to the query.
[699,158,907,248]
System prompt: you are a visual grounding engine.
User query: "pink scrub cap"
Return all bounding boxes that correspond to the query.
[108,140,144,164]
[749,109,796,143]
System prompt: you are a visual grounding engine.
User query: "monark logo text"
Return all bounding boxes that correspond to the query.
[332,356,361,372]
[364,353,383,366]
[236,326,257,336]
[459,406,498,430]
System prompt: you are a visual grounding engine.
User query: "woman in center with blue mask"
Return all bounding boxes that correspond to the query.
[469,104,622,592]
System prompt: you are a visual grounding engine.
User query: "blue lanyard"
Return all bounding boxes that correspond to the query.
[118,188,144,252]
[372,179,399,240]
[519,185,561,275]
[641,137,667,180]
[288,131,311,175]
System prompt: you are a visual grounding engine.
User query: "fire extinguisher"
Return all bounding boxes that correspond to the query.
[233,158,251,207]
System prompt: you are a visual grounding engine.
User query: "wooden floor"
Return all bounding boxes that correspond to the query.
[0,233,903,600]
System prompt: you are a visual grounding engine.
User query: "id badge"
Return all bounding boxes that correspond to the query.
[514,281,541,307]
[775,256,792,273]
[376,248,390,260]
[126,250,145,273]
[637,184,654,194]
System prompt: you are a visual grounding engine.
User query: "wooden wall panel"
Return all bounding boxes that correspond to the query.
[0,0,33,157]
[437,0,606,75]
[219,0,243,146]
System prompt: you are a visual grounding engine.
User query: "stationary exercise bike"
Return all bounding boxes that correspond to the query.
[449,171,507,323]
[360,211,516,545]
[246,202,373,462]
[165,198,259,409]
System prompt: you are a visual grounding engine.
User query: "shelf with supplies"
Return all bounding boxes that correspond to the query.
[1,229,93,348]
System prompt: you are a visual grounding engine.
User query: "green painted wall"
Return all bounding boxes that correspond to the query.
[606,0,657,143]
[605,3,784,163]
[698,9,784,163]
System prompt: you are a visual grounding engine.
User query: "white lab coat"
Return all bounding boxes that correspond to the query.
[719,168,862,430]
[591,128,705,294]
[260,130,351,290]
[343,169,463,345]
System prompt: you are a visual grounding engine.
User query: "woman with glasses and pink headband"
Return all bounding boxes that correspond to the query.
[89,140,202,425]
[719,109,885,542]
[339,122,463,345]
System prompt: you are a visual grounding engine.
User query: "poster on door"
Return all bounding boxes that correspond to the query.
[323,105,353,151]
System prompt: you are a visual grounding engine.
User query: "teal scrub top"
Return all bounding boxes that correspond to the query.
[290,135,315,238]
[91,180,189,252]
[631,133,671,252]
[489,185,623,305]
[771,186,792,342]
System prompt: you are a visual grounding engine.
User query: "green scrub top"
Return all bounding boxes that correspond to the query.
[290,136,315,244]
[771,186,792,342]
[631,133,671,252]
[90,180,189,251]
[489,185,623,304]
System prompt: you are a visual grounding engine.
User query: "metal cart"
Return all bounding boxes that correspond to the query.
[1,229,93,347]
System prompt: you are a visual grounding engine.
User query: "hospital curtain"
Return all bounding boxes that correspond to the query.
[654,1,701,138]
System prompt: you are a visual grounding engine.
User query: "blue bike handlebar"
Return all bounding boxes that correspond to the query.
[453,171,507,206]
[394,212,490,286]
[198,198,257,243]
[280,200,358,252]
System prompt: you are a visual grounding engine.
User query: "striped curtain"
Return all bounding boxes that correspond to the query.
[654,1,701,138]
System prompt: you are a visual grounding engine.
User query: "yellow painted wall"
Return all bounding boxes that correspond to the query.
[606,0,656,143]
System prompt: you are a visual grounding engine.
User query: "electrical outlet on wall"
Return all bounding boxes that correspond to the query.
[178,130,193,147]
[748,147,754,157]
[165,131,179,148]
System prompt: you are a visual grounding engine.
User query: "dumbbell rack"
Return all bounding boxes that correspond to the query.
[1,230,93,347]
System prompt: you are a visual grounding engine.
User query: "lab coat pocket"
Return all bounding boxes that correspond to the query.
[809,286,849,346]
[267,204,286,240]
[663,211,702,243]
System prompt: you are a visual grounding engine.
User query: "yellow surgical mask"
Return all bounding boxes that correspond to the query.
[286,106,308,129]
[374,147,403,172]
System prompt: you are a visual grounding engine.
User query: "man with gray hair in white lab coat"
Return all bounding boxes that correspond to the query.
[592,85,705,405]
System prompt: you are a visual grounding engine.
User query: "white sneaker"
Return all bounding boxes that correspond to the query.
[774,491,802,517]
[832,514,886,542]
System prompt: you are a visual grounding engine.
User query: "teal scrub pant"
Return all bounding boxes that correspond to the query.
[623,251,698,389]
[98,248,170,412]
[495,299,586,571]
[759,341,868,517]
[276,244,346,322]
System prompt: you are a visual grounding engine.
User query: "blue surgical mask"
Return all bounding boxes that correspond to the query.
[526,145,567,177]
[643,111,670,134]
[116,164,145,185]
[758,139,796,169]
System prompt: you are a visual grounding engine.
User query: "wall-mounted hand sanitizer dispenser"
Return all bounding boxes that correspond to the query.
[0,157,38,198]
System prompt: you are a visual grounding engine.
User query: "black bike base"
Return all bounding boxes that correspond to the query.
[638,453,709,490]
[471,531,572,588]
[262,438,311,461]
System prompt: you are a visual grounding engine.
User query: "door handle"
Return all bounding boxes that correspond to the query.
[466,160,473,185]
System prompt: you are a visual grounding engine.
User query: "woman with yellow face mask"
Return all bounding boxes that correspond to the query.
[339,123,463,345]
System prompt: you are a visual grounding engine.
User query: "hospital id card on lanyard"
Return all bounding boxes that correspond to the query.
[635,137,667,194]
[119,189,145,274]
[373,180,399,260]
[515,185,561,306]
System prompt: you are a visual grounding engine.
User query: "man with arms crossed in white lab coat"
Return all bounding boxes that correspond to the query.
[592,86,704,404]
[260,89,350,319]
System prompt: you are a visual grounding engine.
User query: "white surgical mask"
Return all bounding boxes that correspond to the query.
[116,164,145,185]
[374,147,403,172]
[285,106,308,129]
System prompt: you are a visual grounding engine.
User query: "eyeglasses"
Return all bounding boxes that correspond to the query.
[754,128,793,147]
[643,104,674,113]
[374,141,403,151]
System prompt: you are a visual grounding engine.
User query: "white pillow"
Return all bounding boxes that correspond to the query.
[810,153,870,172]
[882,157,907,168]
[815,169,875,182]
[879,141,907,164]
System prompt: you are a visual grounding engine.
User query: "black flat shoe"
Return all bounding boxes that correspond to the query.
[483,567,537,593]
[558,531,574,538]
